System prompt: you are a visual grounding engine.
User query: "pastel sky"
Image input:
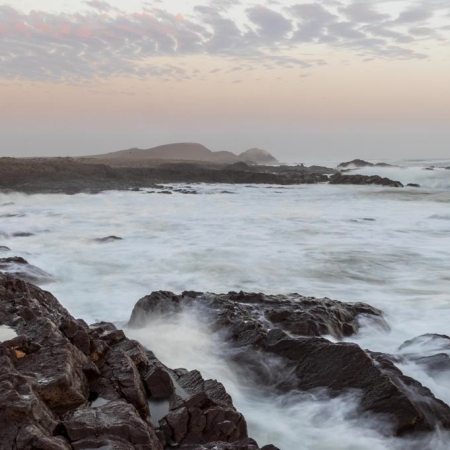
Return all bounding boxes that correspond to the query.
[0,0,449,161]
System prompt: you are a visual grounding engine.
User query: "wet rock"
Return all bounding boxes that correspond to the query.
[0,256,53,285]
[129,291,386,340]
[187,439,263,450]
[129,291,450,435]
[62,400,162,449]
[99,347,150,419]
[93,235,123,243]
[399,334,450,353]
[0,246,10,252]
[0,356,63,449]
[337,160,396,169]
[338,159,375,168]
[16,343,90,412]
[397,334,450,375]
[12,232,35,237]
[144,364,175,399]
[158,190,173,194]
[369,352,450,432]
[407,183,421,188]
[0,275,272,449]
[330,173,403,188]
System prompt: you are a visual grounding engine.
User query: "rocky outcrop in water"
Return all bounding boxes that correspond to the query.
[337,159,396,169]
[129,291,450,436]
[330,173,403,188]
[0,275,272,450]
[0,256,53,285]
[0,158,331,194]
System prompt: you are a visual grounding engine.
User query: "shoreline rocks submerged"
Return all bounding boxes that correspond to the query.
[1,273,450,448]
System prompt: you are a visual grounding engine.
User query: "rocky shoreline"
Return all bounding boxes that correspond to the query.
[0,158,405,194]
[1,270,450,449]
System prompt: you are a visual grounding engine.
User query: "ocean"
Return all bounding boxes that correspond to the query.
[1,160,450,449]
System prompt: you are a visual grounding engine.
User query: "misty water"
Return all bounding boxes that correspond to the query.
[1,162,450,449]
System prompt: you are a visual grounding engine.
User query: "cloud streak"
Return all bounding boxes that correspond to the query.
[0,0,448,83]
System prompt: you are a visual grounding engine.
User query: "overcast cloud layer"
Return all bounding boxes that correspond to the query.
[0,0,449,82]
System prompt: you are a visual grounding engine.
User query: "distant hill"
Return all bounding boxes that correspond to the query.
[239,148,278,165]
[90,143,278,165]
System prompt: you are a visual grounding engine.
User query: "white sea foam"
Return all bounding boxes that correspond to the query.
[0,325,17,342]
[1,160,450,448]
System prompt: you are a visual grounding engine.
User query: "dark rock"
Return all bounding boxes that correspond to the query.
[144,364,175,399]
[337,159,375,168]
[93,236,123,243]
[129,291,450,436]
[1,275,271,449]
[0,256,53,284]
[407,183,421,188]
[0,213,25,218]
[0,157,333,194]
[226,162,251,171]
[62,400,162,449]
[12,232,34,237]
[399,334,450,353]
[99,347,150,419]
[0,355,68,450]
[330,173,403,188]
[424,167,434,171]
[129,291,386,341]
[397,334,450,376]
[158,190,173,194]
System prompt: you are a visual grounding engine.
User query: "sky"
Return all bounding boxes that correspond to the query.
[0,0,449,161]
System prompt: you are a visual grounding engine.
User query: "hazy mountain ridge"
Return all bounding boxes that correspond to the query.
[91,142,278,165]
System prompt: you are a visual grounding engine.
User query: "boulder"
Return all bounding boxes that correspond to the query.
[62,400,162,449]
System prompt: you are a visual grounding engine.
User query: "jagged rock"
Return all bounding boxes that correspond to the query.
[129,291,386,341]
[330,173,403,188]
[1,275,268,449]
[0,355,67,450]
[62,400,162,449]
[0,256,53,285]
[99,347,150,419]
[144,364,175,399]
[129,291,450,436]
